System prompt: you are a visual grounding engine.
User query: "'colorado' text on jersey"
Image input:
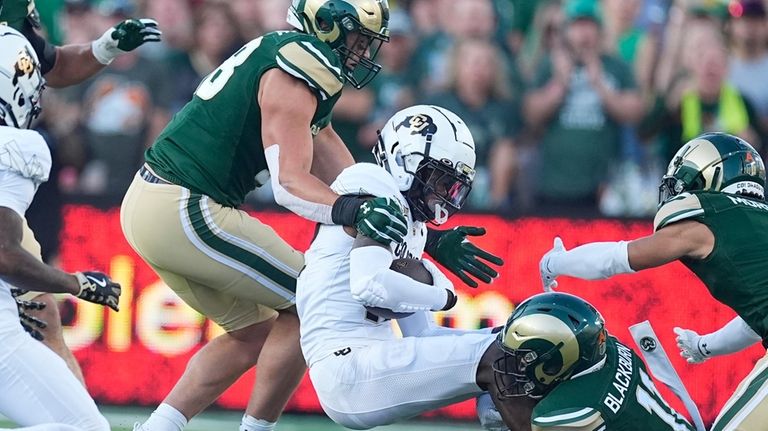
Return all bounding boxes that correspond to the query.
[655,191,768,339]
[145,31,344,207]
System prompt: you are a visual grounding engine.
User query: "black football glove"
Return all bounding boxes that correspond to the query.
[11,288,47,341]
[425,227,504,288]
[75,271,121,312]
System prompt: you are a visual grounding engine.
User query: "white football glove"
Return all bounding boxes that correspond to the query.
[421,258,457,311]
[476,392,509,431]
[673,327,711,364]
[421,258,455,294]
[539,237,566,292]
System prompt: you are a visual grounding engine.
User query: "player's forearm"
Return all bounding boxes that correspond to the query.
[350,246,449,312]
[0,247,79,295]
[546,241,634,280]
[264,144,337,223]
[700,316,761,357]
[44,45,105,88]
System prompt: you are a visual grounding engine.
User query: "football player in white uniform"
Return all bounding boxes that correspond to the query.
[0,25,121,431]
[296,105,534,430]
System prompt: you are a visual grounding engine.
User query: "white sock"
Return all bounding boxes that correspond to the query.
[239,414,276,431]
[141,403,188,431]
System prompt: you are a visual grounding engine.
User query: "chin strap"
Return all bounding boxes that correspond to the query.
[433,203,449,225]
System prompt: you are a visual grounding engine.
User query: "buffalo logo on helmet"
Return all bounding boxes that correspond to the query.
[12,47,36,86]
[640,336,657,352]
[396,114,437,137]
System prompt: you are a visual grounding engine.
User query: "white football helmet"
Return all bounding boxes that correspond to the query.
[0,25,44,129]
[374,105,476,225]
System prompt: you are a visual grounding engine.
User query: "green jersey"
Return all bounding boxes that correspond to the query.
[532,337,693,431]
[145,31,344,207]
[0,0,36,30]
[655,191,768,338]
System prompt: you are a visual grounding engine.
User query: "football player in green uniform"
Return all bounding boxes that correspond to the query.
[0,0,160,385]
[493,292,694,431]
[539,132,768,430]
[0,0,161,87]
[121,1,501,431]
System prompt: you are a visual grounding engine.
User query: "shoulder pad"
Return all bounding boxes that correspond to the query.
[0,127,51,183]
[332,163,401,198]
[654,193,704,231]
[275,36,344,101]
[532,407,604,430]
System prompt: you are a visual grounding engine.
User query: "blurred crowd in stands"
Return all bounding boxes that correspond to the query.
[27,0,768,256]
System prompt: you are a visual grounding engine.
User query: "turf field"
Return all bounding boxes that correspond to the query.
[0,406,484,430]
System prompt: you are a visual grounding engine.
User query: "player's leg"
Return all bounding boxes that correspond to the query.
[244,306,306,423]
[711,350,768,431]
[0,323,109,431]
[308,332,497,429]
[15,293,85,385]
[16,220,85,384]
[122,177,304,430]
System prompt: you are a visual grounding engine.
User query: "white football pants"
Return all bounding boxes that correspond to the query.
[0,322,109,431]
[309,331,496,430]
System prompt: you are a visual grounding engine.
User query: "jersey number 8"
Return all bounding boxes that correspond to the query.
[195,37,264,100]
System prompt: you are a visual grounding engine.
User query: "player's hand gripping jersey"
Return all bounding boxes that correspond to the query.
[145,31,344,208]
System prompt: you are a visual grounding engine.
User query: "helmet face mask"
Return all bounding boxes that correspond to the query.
[374,105,476,225]
[493,292,608,399]
[406,156,473,225]
[659,132,766,204]
[288,0,390,89]
[0,25,44,129]
[337,29,387,88]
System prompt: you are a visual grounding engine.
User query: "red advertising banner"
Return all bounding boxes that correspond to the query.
[58,205,761,425]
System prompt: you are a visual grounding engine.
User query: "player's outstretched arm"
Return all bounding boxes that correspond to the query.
[539,220,714,290]
[674,316,762,364]
[0,207,121,310]
[260,69,406,244]
[425,226,504,288]
[44,18,161,88]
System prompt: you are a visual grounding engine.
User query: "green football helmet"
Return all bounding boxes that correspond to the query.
[287,0,390,89]
[659,132,766,204]
[493,292,608,399]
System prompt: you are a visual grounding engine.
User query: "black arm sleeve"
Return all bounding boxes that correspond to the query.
[20,24,57,75]
[424,227,442,256]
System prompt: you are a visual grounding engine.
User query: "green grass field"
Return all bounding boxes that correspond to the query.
[0,406,483,430]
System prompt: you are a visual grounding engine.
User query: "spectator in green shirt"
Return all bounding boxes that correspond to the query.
[429,38,521,212]
[525,0,644,215]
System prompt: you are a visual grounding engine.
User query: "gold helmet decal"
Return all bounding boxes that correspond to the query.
[502,314,580,386]
[12,47,36,85]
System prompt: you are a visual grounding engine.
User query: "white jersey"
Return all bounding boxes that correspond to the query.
[0,126,51,332]
[297,163,428,366]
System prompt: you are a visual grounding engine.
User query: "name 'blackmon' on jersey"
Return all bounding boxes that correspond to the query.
[532,338,693,431]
